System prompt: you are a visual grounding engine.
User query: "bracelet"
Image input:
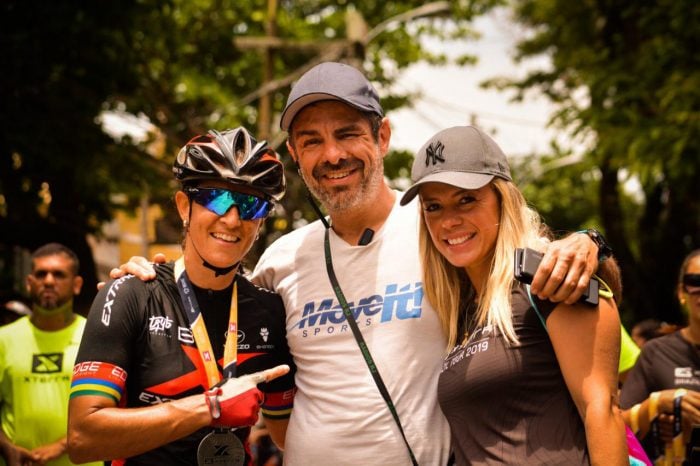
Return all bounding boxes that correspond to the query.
[630,403,642,434]
[204,387,222,420]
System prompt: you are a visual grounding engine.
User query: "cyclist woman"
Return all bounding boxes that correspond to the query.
[67,127,295,466]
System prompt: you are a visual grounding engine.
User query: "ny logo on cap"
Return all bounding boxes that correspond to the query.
[425,141,445,166]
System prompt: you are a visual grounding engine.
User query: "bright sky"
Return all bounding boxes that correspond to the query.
[389,9,559,158]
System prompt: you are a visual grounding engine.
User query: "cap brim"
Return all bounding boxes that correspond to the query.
[400,172,495,206]
[280,93,376,132]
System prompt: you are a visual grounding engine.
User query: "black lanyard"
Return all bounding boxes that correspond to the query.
[323,228,418,466]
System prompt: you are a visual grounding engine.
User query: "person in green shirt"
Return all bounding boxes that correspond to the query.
[0,243,100,466]
[619,325,641,382]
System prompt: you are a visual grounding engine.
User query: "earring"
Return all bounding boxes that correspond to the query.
[183,220,189,228]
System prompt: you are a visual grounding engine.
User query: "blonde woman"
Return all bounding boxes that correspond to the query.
[400,126,627,465]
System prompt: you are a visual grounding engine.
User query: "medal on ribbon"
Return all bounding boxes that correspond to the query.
[197,430,245,466]
[174,258,245,466]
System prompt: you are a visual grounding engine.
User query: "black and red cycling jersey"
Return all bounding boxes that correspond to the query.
[72,261,295,465]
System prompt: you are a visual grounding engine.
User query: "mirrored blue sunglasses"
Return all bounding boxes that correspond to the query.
[185,187,272,220]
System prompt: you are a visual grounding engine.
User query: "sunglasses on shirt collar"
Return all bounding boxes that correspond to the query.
[683,274,700,294]
[185,187,272,220]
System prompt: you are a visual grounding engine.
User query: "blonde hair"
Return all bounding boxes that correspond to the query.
[419,179,549,349]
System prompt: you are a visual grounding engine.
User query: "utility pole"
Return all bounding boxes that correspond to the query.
[235,8,369,140]
[344,9,368,70]
[234,2,451,142]
[258,0,278,141]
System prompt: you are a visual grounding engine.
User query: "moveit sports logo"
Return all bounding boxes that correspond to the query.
[292,282,423,337]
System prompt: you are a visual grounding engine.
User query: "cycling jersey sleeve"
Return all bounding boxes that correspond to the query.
[71,275,149,403]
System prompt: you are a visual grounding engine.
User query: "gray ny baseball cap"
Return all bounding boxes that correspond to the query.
[400,126,512,206]
[280,62,384,132]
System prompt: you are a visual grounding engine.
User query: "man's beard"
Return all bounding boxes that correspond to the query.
[305,156,385,213]
[32,295,73,316]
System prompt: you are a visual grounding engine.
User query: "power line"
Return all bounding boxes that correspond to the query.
[409,107,445,132]
[395,78,550,128]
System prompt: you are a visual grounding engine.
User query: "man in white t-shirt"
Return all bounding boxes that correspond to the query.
[253,62,606,465]
[116,62,606,465]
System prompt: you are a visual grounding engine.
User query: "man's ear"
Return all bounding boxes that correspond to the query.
[286,140,298,163]
[72,276,84,296]
[378,117,392,158]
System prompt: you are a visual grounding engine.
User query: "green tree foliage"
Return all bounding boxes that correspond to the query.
[0,1,159,311]
[105,0,501,263]
[488,0,700,323]
[1,0,500,308]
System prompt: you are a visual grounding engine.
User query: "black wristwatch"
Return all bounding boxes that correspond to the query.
[580,228,613,262]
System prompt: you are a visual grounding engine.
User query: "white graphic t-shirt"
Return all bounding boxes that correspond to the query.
[253,192,450,466]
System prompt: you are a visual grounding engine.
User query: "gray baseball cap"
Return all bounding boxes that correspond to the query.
[280,62,384,132]
[400,126,512,206]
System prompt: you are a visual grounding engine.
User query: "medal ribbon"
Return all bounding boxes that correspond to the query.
[175,257,238,387]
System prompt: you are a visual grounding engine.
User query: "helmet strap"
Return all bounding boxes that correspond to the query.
[201,257,239,277]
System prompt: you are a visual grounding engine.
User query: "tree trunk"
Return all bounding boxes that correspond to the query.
[598,158,655,323]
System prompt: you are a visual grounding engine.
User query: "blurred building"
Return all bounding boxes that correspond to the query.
[89,202,181,282]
